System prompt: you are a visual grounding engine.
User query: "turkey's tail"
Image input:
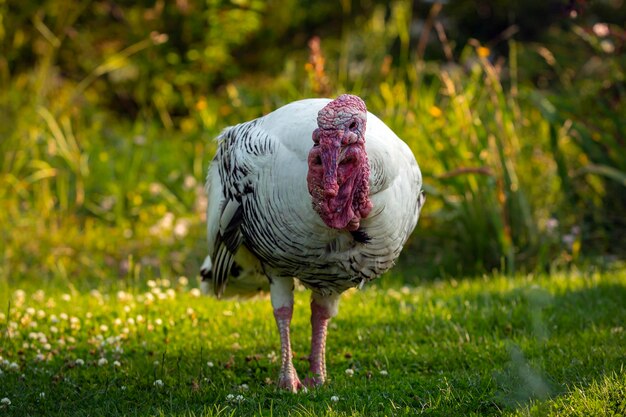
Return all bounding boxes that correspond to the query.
[199,252,269,299]
[200,255,213,295]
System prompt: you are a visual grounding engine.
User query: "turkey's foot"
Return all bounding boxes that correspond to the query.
[277,368,306,393]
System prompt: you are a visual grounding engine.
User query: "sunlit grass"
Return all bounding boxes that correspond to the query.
[1,270,624,416]
[1,3,625,416]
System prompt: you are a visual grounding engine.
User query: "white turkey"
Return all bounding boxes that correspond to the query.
[200,94,424,392]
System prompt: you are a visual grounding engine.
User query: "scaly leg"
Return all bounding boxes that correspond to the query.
[270,277,303,392]
[305,292,340,387]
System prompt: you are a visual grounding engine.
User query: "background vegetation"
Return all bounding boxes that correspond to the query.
[1,0,625,283]
[0,0,625,415]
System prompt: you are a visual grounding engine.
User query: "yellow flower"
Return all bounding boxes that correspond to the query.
[428,106,443,118]
[195,98,207,111]
[477,46,490,58]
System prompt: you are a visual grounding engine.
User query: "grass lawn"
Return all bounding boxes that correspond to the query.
[0,269,624,416]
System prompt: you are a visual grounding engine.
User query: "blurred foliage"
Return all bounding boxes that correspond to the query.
[0,0,624,285]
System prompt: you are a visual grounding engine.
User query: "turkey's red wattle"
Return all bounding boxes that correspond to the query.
[307,95,372,231]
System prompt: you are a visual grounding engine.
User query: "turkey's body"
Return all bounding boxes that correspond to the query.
[204,98,422,295]
[201,96,424,391]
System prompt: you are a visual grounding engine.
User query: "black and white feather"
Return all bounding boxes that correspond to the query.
[201,98,424,297]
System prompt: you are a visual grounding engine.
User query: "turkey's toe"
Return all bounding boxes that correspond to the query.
[277,374,306,393]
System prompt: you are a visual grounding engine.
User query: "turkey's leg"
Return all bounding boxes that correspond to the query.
[270,277,304,392]
[305,292,340,387]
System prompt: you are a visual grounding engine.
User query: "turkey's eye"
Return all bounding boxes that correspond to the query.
[348,121,358,131]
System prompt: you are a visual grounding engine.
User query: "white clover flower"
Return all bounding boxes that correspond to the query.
[189,288,201,298]
[121,385,127,390]
[59,313,69,321]
[39,392,45,398]
[99,324,109,332]
[50,315,59,324]
[240,383,249,391]
[174,220,189,238]
[225,394,235,401]
[35,353,45,362]
[113,361,121,367]
[9,362,19,371]
[113,318,123,326]
[345,368,354,377]
[26,307,36,316]
[1,397,10,405]
[601,40,615,54]
[75,359,85,366]
[330,395,339,402]
[593,23,610,37]
[61,294,71,302]
[235,395,244,403]
[153,379,164,388]
[50,326,58,334]
[97,358,108,367]
[178,276,189,286]
[207,361,214,368]
[147,280,157,288]
[155,318,163,326]
[36,310,46,319]
[153,360,160,366]
[33,290,45,302]
[183,175,197,190]
[379,370,388,376]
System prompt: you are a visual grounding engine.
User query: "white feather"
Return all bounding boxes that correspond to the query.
[202,98,423,297]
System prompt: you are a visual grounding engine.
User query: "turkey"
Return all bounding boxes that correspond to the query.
[200,94,424,392]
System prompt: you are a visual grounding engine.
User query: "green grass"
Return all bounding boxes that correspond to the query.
[1,269,624,416]
[1,4,625,415]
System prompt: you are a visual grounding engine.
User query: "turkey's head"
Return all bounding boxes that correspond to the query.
[307,94,372,231]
